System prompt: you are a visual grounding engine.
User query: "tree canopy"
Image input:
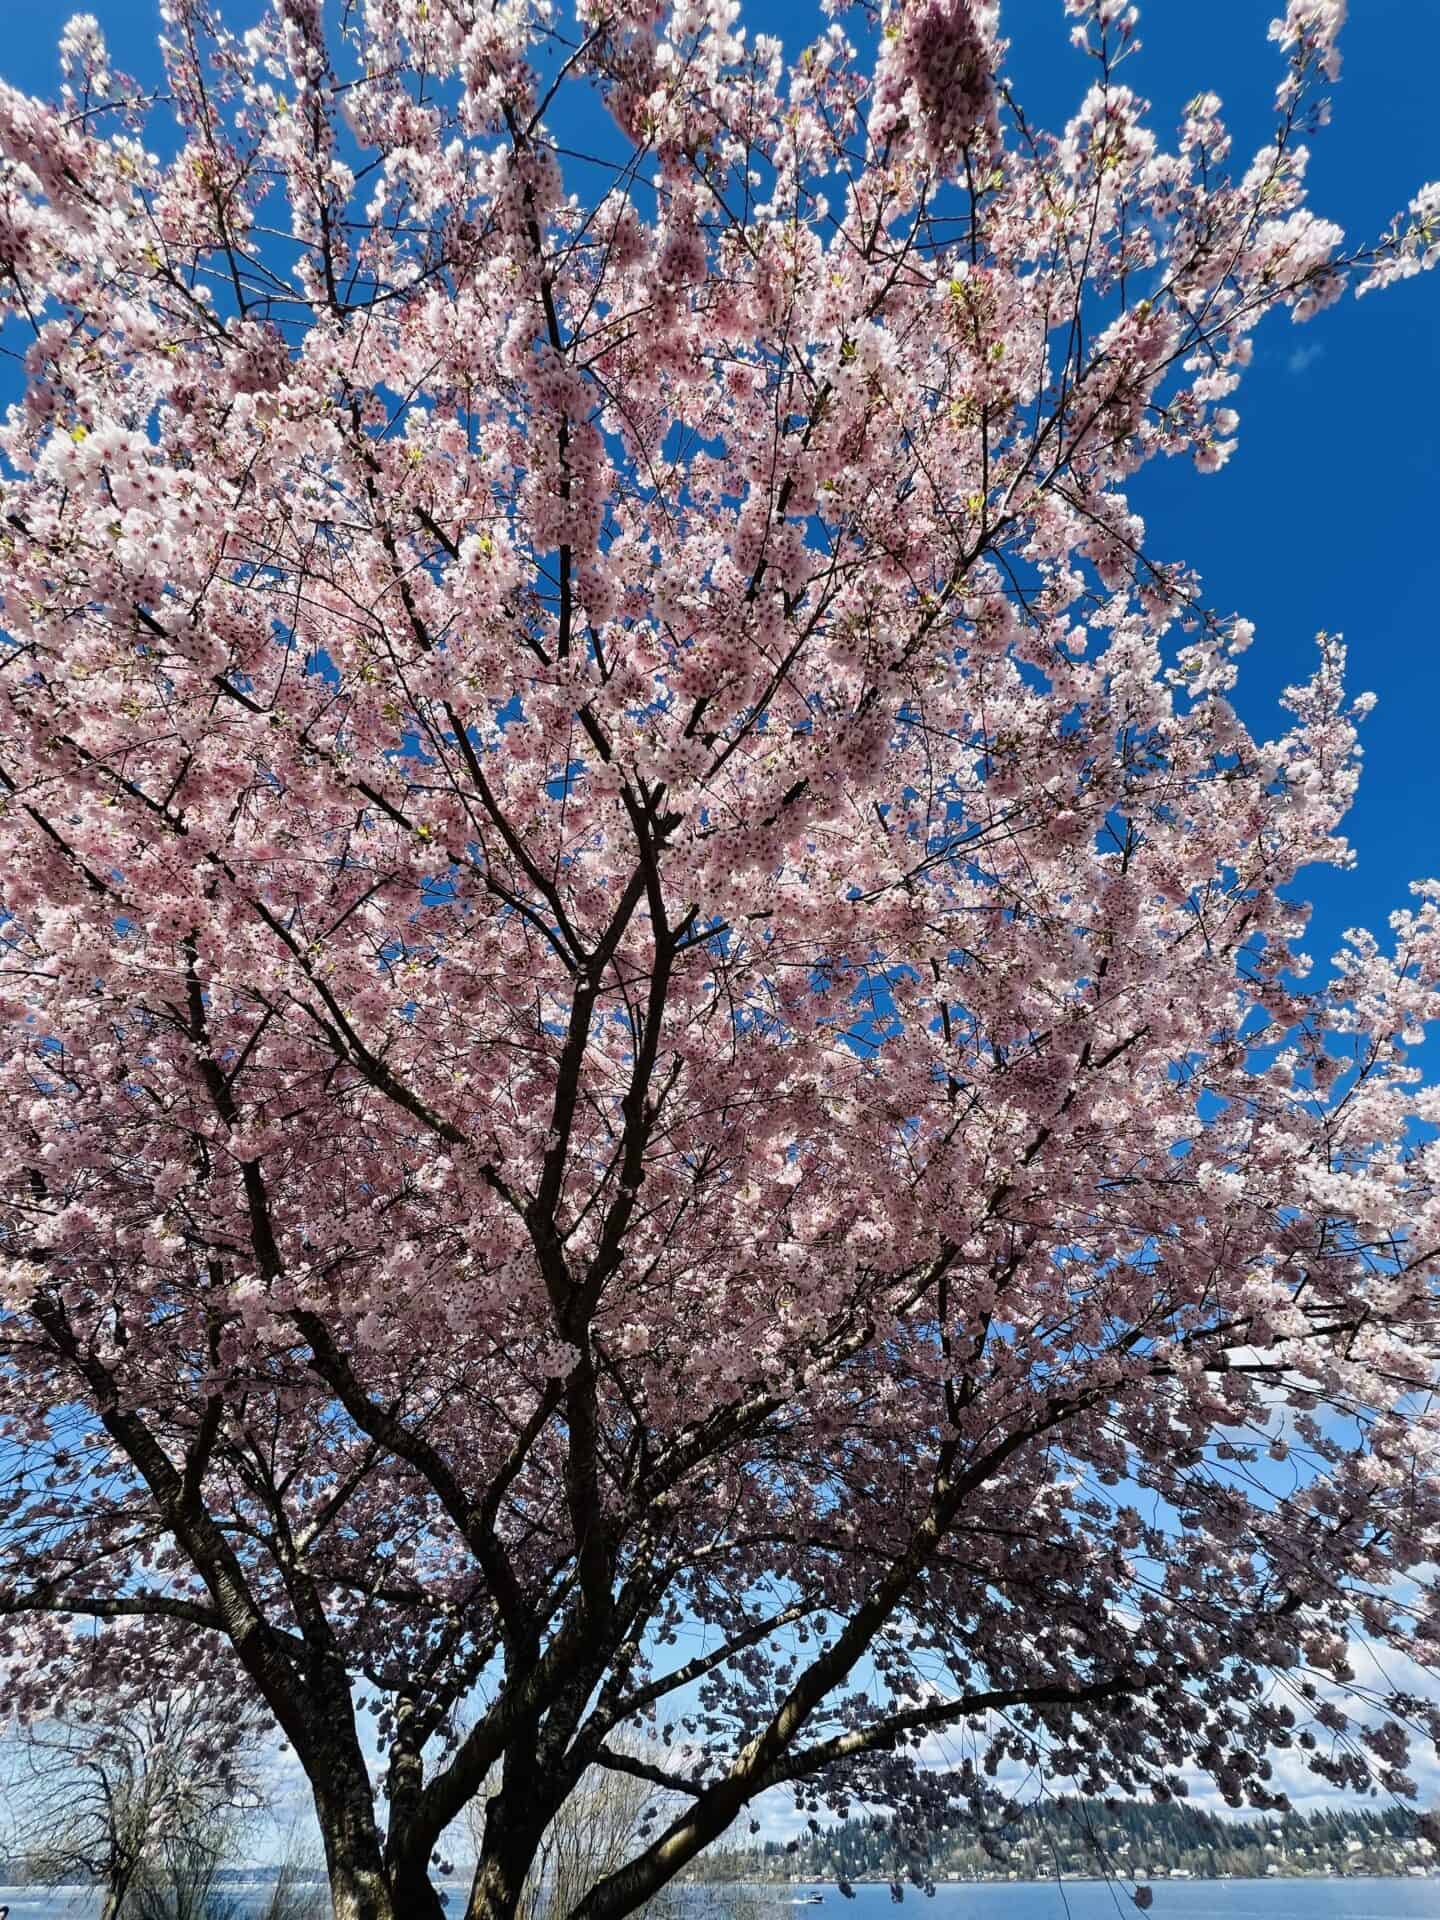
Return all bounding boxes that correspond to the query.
[1,2,1438,1917]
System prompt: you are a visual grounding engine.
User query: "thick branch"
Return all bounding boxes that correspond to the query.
[0,1587,223,1629]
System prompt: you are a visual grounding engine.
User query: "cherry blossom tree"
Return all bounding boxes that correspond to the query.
[2,1,1439,1917]
[1,1639,265,1920]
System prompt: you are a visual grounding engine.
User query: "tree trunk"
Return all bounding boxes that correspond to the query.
[464,1777,546,1920]
[324,1869,397,1920]
[100,1853,143,1920]
[391,1857,452,1920]
[316,1776,401,1920]
[466,1847,531,1920]
[316,1804,450,1920]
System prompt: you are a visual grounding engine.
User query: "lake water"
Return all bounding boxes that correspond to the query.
[1,1884,1436,1920]
[816,1882,1440,1918]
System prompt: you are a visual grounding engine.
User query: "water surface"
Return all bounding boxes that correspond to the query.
[1,1880,1435,1920]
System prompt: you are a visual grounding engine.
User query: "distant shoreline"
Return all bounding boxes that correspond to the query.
[722,1873,1440,1888]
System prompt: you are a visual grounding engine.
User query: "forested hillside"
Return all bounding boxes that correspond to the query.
[752,1802,1434,1885]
